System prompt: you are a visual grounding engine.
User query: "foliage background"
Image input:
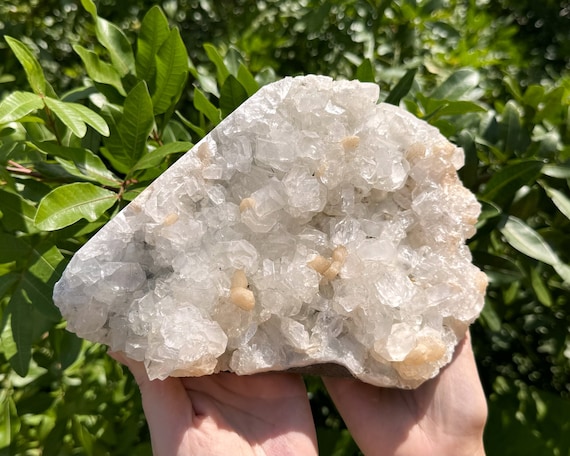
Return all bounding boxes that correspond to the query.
[0,0,569,454]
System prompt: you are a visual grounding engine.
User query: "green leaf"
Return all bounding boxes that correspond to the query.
[29,141,121,187]
[0,232,30,264]
[72,417,95,456]
[540,182,570,221]
[131,141,192,171]
[426,100,485,121]
[522,85,545,110]
[7,292,33,376]
[80,0,97,17]
[4,36,46,96]
[224,47,244,77]
[541,164,570,179]
[219,75,248,118]
[0,314,18,360]
[119,81,154,166]
[35,183,117,231]
[530,267,552,307]
[176,110,206,138]
[204,43,230,86]
[152,28,189,115]
[500,217,570,283]
[480,299,502,332]
[25,242,64,319]
[500,101,527,156]
[1,239,64,322]
[73,45,126,95]
[0,274,18,301]
[385,68,417,105]
[44,97,110,137]
[430,68,479,100]
[473,251,523,285]
[136,6,171,82]
[481,160,543,208]
[0,91,44,124]
[237,64,259,97]
[476,200,502,228]
[7,287,53,376]
[0,190,38,233]
[193,87,221,125]
[81,0,135,76]
[99,103,137,174]
[355,59,375,83]
[0,393,21,449]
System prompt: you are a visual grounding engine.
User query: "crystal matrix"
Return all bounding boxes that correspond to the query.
[53,75,487,388]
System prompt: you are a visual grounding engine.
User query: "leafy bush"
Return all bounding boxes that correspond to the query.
[0,1,569,455]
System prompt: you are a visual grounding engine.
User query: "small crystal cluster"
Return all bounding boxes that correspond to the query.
[53,75,487,388]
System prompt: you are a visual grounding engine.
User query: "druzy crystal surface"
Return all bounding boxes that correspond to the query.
[53,75,487,388]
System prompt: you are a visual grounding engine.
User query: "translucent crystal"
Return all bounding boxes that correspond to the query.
[53,75,487,388]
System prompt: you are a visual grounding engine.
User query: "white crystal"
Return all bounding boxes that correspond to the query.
[53,75,487,388]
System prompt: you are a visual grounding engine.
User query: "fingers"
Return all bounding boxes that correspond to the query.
[108,351,196,455]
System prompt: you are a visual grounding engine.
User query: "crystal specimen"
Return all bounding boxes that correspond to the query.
[53,75,487,388]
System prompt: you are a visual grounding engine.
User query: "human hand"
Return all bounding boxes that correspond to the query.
[323,332,487,456]
[109,353,318,456]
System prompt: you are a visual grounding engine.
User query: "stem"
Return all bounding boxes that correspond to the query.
[152,129,164,147]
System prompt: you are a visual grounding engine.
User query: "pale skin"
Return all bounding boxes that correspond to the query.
[110,332,487,456]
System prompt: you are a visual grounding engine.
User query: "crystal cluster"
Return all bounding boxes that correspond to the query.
[53,75,487,388]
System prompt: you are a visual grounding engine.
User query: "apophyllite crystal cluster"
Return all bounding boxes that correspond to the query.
[53,75,487,388]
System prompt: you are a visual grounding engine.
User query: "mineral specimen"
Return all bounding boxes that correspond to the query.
[53,75,487,388]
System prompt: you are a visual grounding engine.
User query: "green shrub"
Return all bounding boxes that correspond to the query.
[0,1,568,454]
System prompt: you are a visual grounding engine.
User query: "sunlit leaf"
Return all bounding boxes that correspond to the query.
[500,216,558,264]
[35,183,117,231]
[73,45,126,95]
[0,389,21,448]
[433,101,486,121]
[530,267,552,307]
[355,58,375,83]
[29,141,121,187]
[540,182,570,221]
[204,43,230,86]
[193,87,221,125]
[131,141,192,171]
[223,47,244,77]
[81,0,135,76]
[430,68,479,100]
[176,110,206,138]
[237,64,258,97]
[4,36,46,96]
[0,91,44,124]
[44,97,110,137]
[480,299,502,332]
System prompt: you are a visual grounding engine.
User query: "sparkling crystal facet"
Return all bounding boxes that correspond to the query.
[53,75,487,388]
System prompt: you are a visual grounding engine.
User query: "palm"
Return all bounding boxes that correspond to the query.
[324,334,487,456]
[113,354,318,456]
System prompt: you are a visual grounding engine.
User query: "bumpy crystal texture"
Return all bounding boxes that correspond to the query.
[53,75,487,388]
